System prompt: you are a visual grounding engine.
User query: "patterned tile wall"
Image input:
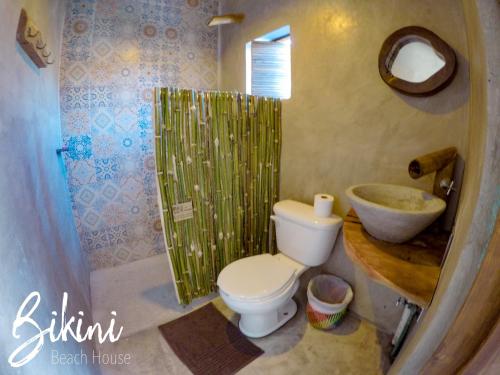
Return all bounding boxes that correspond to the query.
[60,0,218,270]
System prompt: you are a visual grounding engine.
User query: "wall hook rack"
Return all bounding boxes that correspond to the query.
[16,8,53,68]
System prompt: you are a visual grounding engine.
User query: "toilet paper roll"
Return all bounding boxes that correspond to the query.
[314,193,334,217]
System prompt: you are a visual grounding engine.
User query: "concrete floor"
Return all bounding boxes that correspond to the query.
[91,254,391,374]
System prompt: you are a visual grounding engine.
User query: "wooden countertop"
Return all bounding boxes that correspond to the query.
[343,209,449,308]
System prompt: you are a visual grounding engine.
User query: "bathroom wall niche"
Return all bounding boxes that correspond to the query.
[378,26,456,96]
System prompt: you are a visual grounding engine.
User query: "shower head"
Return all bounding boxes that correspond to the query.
[207,14,244,27]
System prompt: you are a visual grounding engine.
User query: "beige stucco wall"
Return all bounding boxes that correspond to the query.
[0,1,97,373]
[391,0,500,372]
[219,0,470,333]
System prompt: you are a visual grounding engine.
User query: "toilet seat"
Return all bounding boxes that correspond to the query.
[217,254,296,302]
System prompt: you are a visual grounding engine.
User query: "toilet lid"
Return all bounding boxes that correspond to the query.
[217,254,296,301]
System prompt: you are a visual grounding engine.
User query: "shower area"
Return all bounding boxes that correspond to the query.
[60,0,221,271]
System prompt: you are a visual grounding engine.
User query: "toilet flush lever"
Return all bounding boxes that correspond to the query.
[270,215,279,227]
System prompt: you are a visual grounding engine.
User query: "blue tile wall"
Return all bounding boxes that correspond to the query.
[60,0,218,270]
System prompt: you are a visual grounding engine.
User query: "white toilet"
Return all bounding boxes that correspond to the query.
[217,200,343,338]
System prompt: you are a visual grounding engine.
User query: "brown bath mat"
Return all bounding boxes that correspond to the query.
[159,303,264,375]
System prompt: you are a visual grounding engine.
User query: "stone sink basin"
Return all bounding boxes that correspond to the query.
[346,183,446,243]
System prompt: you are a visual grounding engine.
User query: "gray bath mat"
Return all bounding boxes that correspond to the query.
[159,303,264,375]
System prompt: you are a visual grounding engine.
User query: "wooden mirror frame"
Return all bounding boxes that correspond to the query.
[378,26,457,96]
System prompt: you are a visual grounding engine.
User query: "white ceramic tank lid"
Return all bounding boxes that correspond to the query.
[273,200,342,230]
[217,254,296,300]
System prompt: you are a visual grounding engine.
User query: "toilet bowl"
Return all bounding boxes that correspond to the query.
[217,200,343,338]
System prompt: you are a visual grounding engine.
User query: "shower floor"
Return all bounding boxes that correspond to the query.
[91,254,391,374]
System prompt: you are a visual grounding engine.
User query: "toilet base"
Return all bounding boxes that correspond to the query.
[239,299,298,338]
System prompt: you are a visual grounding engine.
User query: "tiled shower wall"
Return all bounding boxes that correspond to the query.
[60,0,218,270]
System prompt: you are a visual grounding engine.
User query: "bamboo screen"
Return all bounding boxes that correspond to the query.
[154,88,282,305]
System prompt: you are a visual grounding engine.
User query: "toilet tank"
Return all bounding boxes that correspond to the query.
[272,200,343,266]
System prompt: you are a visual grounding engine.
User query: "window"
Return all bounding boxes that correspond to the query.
[246,25,291,99]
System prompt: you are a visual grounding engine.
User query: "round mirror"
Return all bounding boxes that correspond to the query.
[378,26,456,96]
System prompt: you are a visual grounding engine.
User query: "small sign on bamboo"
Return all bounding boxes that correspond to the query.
[172,201,194,222]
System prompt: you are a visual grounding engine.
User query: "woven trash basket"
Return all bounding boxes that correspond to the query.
[306,274,353,330]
